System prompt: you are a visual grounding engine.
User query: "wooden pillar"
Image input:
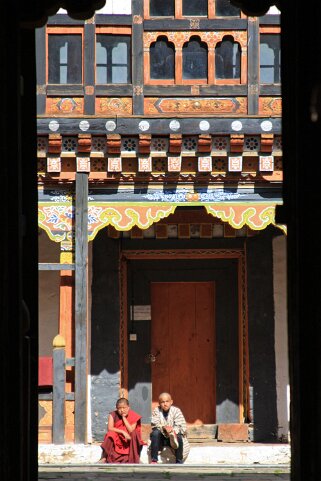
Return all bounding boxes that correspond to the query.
[247,17,259,114]
[52,335,66,444]
[59,250,74,393]
[132,0,144,114]
[74,172,88,444]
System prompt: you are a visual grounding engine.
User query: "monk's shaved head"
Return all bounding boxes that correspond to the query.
[159,392,172,402]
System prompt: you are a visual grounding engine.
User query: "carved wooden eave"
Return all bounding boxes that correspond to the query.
[138,134,151,154]
[106,134,121,155]
[48,133,62,154]
[169,134,182,153]
[78,134,92,153]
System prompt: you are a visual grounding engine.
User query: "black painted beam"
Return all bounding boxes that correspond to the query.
[38,116,282,135]
[144,19,247,30]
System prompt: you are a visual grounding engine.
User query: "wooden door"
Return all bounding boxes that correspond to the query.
[151,282,215,424]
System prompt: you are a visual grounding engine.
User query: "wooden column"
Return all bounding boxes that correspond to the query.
[59,250,74,393]
[52,335,66,444]
[74,173,88,444]
[35,26,46,115]
[84,19,95,115]
[247,17,259,114]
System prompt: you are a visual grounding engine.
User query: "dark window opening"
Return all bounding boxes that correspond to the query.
[183,37,208,80]
[48,34,82,84]
[96,35,131,84]
[260,34,281,84]
[150,0,174,16]
[215,36,241,79]
[182,0,208,16]
[150,37,175,80]
[215,0,240,16]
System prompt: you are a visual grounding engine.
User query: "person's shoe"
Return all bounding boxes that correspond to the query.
[168,431,179,449]
[150,460,158,464]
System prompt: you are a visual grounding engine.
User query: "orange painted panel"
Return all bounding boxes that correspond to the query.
[151,282,215,424]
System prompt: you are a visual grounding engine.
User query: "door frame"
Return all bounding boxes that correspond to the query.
[119,248,249,423]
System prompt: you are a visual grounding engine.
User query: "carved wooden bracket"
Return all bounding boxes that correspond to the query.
[197,134,212,153]
[230,134,244,153]
[138,134,151,154]
[169,134,182,154]
[260,134,274,153]
[48,134,62,154]
[77,134,92,153]
[107,134,121,154]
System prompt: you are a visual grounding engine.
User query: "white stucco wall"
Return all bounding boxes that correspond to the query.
[273,234,290,441]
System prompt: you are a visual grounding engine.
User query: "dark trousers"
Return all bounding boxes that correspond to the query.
[150,429,184,463]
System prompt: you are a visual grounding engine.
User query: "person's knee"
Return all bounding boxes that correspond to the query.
[150,428,162,440]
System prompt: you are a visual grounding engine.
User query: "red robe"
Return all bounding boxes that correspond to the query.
[101,410,145,463]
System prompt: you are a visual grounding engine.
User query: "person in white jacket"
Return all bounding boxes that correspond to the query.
[150,392,188,464]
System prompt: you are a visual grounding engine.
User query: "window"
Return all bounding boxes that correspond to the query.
[215,36,241,79]
[182,0,207,16]
[215,0,240,16]
[48,34,82,84]
[260,34,281,84]
[150,37,175,80]
[150,0,174,16]
[183,37,208,80]
[96,35,131,84]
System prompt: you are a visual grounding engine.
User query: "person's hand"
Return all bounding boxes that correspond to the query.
[164,425,173,434]
[122,431,131,440]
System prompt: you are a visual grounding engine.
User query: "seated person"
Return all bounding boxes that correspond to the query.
[100,397,145,463]
[150,392,188,464]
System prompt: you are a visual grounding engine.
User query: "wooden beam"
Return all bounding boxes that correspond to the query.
[38,263,75,270]
[143,19,247,30]
[38,116,282,135]
[74,172,88,443]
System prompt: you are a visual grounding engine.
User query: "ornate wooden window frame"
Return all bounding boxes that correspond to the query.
[119,247,250,424]
[259,26,281,86]
[144,31,247,85]
[95,26,132,85]
[144,0,246,19]
[46,26,84,85]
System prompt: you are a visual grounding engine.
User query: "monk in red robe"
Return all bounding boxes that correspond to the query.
[100,398,145,463]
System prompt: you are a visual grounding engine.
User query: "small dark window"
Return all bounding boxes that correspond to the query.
[183,37,208,80]
[96,35,131,84]
[150,0,174,16]
[182,0,207,16]
[150,37,175,80]
[260,34,281,83]
[48,34,82,84]
[215,36,241,79]
[216,0,240,16]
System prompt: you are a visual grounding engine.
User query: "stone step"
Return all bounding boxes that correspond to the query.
[38,443,291,466]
